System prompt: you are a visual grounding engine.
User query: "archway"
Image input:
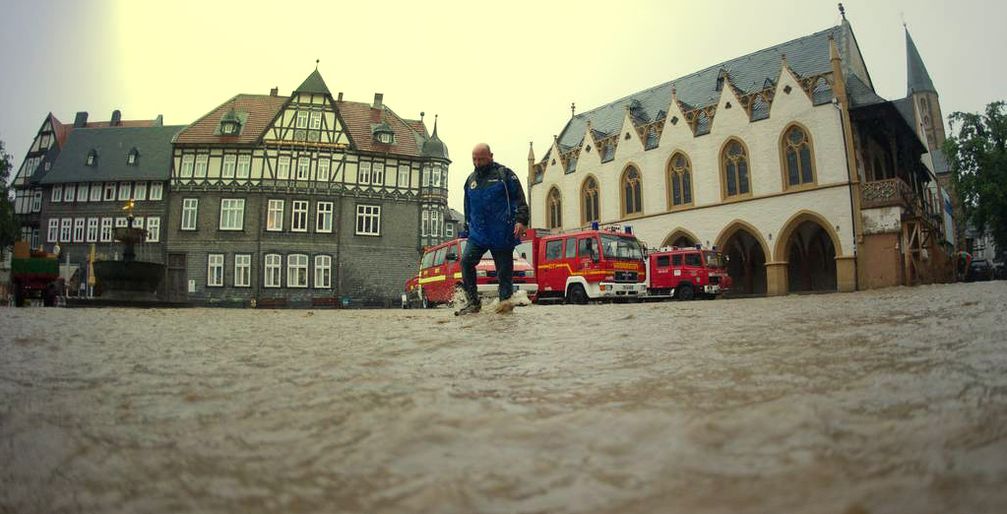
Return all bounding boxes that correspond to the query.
[785,221,837,292]
[661,228,700,249]
[717,222,768,295]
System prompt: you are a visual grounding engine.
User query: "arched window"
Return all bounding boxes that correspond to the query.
[582,177,599,225]
[781,125,815,188]
[547,187,562,229]
[721,139,751,198]
[622,166,642,217]
[667,152,693,208]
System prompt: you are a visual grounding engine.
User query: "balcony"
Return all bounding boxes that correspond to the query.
[861,178,915,210]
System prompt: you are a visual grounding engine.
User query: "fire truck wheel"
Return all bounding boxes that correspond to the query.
[566,284,589,305]
[676,283,695,301]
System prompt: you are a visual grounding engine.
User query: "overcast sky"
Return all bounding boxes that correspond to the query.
[1,0,1003,211]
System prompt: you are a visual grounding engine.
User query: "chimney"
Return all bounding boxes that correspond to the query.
[153,114,163,127]
[73,111,88,128]
[337,92,343,102]
[269,87,278,97]
[373,93,383,110]
[111,109,122,126]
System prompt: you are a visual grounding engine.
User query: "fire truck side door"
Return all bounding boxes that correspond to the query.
[540,239,565,292]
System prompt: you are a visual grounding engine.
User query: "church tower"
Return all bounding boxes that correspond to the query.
[906,28,945,152]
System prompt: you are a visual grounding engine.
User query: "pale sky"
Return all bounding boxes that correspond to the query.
[1,0,1003,212]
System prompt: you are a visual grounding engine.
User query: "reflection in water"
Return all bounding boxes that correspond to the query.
[2,283,1007,513]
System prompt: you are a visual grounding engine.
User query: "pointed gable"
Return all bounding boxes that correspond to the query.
[174,94,288,145]
[295,69,331,95]
[905,29,936,95]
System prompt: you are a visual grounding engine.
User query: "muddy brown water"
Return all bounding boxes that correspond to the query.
[2,282,1006,513]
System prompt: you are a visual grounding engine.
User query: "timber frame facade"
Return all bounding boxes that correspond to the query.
[165,70,451,307]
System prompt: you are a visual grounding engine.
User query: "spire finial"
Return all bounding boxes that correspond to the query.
[901,11,906,28]
[571,102,576,118]
[315,59,320,70]
[838,3,846,20]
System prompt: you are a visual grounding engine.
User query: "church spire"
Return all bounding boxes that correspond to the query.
[905,28,936,96]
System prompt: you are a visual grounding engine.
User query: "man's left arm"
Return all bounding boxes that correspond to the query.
[506,168,529,235]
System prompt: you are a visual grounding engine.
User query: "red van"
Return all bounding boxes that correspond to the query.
[645,246,732,300]
[402,238,537,308]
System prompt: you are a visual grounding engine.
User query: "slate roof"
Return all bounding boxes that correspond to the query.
[556,23,858,149]
[905,29,936,95]
[29,114,161,184]
[41,125,184,184]
[295,69,331,95]
[173,94,288,145]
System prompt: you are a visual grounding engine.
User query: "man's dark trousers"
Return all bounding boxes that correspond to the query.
[461,241,514,305]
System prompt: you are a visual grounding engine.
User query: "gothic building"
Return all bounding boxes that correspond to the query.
[165,69,451,306]
[529,16,953,295]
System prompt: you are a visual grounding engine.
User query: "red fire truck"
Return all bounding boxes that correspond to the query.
[645,246,732,300]
[402,237,537,308]
[519,226,647,304]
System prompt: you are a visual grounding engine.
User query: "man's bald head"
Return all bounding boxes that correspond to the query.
[472,143,493,169]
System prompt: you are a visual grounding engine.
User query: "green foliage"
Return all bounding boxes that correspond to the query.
[0,139,18,255]
[943,101,1007,257]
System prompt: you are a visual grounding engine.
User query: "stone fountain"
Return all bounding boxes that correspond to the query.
[90,200,167,303]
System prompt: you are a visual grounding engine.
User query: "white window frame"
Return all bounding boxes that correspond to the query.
[149,182,163,201]
[373,162,385,185]
[264,254,282,288]
[86,218,99,242]
[297,158,310,180]
[207,254,224,287]
[100,218,113,242]
[317,159,330,182]
[72,218,85,242]
[31,191,42,212]
[287,254,308,288]
[89,184,102,202]
[421,209,430,237]
[47,218,59,242]
[422,165,430,187]
[296,111,308,129]
[266,199,284,231]
[59,218,72,242]
[103,183,116,201]
[194,155,208,178]
[277,156,290,180]
[118,182,132,201]
[76,184,89,202]
[309,111,322,130]
[219,198,245,231]
[398,164,410,188]
[234,254,251,288]
[314,255,331,289]
[134,182,147,201]
[51,185,62,203]
[146,217,160,243]
[181,198,198,231]
[180,154,194,177]
[64,184,75,202]
[222,154,236,179]
[115,217,128,228]
[359,161,371,185]
[291,200,309,232]
[316,202,333,233]
[236,155,251,179]
[355,204,381,236]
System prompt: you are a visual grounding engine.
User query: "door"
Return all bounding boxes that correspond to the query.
[167,253,187,301]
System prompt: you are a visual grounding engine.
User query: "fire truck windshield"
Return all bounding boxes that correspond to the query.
[704,251,725,268]
[600,234,644,260]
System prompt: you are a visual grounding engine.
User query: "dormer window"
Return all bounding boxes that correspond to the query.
[127,148,139,165]
[86,150,97,166]
[218,109,243,136]
[378,132,392,144]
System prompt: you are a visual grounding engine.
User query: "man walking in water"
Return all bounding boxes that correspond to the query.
[456,143,530,315]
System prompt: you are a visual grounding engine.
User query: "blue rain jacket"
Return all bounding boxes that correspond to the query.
[463,163,529,250]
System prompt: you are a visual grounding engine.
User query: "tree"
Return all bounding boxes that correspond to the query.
[0,139,18,258]
[943,101,1007,258]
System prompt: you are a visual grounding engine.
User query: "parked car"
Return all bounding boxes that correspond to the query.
[967,259,993,282]
[402,238,537,308]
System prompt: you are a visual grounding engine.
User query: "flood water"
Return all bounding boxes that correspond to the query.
[2,282,1006,513]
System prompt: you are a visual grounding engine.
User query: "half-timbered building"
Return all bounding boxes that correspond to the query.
[529,16,954,296]
[166,70,450,306]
